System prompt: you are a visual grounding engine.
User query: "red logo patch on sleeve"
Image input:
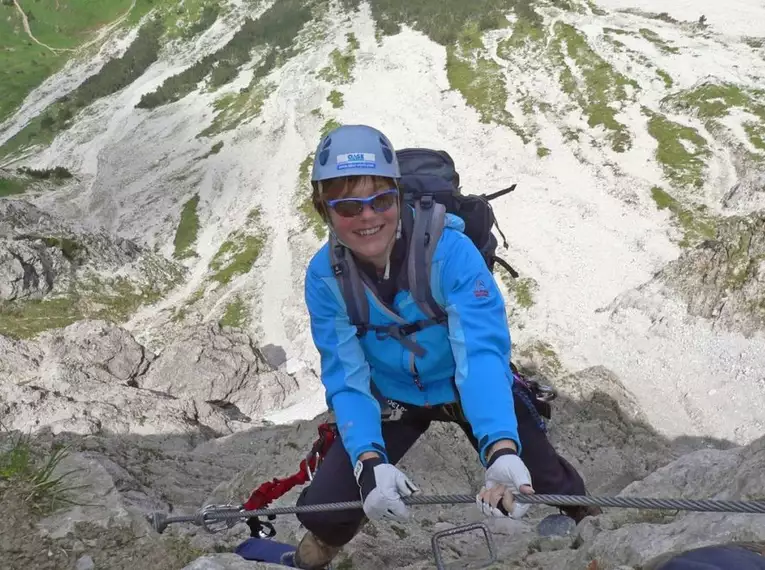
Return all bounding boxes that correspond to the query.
[473,279,490,298]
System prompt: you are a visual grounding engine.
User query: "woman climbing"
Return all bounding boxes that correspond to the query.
[291,124,599,569]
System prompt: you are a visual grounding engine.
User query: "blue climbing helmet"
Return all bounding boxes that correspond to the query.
[311,124,401,183]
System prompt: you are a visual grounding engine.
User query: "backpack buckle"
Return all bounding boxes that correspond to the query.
[419,194,434,209]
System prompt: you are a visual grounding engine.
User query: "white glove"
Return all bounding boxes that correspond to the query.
[355,457,419,522]
[476,449,534,519]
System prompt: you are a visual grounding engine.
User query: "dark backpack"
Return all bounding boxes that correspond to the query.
[328,147,518,357]
[396,148,518,277]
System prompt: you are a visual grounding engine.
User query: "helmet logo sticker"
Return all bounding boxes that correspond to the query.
[336,152,376,170]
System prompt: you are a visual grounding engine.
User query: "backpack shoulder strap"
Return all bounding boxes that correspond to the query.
[329,233,370,336]
[406,196,448,322]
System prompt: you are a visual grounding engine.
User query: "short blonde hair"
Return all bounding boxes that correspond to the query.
[311,175,396,220]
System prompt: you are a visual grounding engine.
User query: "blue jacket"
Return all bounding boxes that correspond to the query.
[304,214,519,466]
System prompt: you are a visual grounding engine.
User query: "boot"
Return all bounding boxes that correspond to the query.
[292,531,342,570]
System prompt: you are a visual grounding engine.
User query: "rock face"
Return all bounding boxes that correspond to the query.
[657,213,765,337]
[0,320,301,437]
[0,200,153,302]
[140,324,298,421]
[0,392,765,570]
[0,201,185,340]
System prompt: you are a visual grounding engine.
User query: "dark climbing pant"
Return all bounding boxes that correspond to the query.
[295,391,587,547]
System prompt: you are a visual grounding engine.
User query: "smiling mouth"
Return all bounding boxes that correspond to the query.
[355,225,382,237]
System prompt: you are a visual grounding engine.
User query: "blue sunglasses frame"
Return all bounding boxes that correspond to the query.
[325,188,399,217]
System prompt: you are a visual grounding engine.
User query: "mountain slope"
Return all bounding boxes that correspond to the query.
[1,0,764,488]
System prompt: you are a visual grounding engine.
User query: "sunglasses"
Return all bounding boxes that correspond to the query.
[325,188,398,218]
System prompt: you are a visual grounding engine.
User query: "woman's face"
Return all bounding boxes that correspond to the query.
[325,176,399,267]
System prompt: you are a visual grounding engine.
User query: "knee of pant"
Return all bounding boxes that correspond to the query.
[296,509,360,547]
[295,488,362,547]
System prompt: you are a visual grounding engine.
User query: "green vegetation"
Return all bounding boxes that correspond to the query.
[327,90,344,108]
[537,146,551,158]
[0,432,80,515]
[317,33,359,85]
[550,22,639,153]
[163,1,220,40]
[639,28,679,54]
[664,83,765,154]
[201,141,224,158]
[0,166,73,197]
[656,68,673,89]
[517,340,563,376]
[39,237,84,262]
[173,194,201,260]
[209,209,265,285]
[362,0,514,46]
[0,0,137,124]
[0,177,29,198]
[651,186,717,247]
[199,82,276,137]
[321,118,342,137]
[447,23,528,142]
[1,17,164,159]
[137,0,312,109]
[219,296,248,327]
[497,2,544,53]
[644,108,709,190]
[0,269,178,339]
[297,153,326,240]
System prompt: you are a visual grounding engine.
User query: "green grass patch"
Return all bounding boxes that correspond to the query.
[199,81,276,137]
[536,146,551,158]
[1,16,164,159]
[586,0,607,16]
[656,68,673,89]
[321,118,342,137]
[651,186,717,247]
[364,0,514,46]
[447,23,528,142]
[209,233,264,285]
[317,32,359,85]
[0,176,29,197]
[0,0,139,124]
[639,28,679,54]
[136,0,312,109]
[0,270,177,339]
[550,22,638,153]
[496,2,544,55]
[0,432,81,516]
[201,140,224,158]
[39,237,84,262]
[173,194,201,260]
[501,276,538,309]
[296,152,327,240]
[517,340,563,376]
[163,0,220,41]
[327,89,344,108]
[644,107,709,189]
[664,83,765,154]
[209,208,265,285]
[219,296,248,328]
